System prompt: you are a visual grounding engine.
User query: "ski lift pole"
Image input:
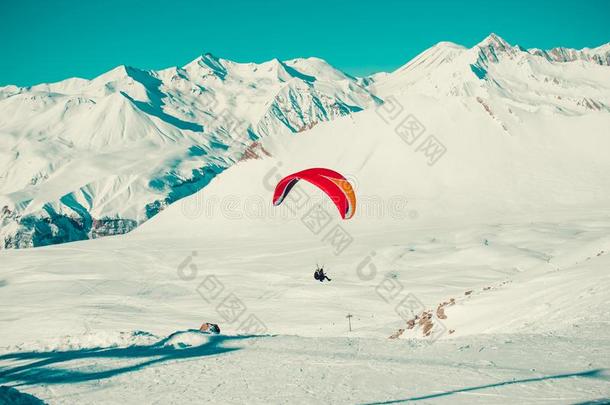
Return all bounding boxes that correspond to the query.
[346,314,353,332]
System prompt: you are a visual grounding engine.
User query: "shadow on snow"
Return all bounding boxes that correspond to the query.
[363,368,609,404]
[0,332,255,386]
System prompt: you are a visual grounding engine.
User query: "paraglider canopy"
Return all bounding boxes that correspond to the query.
[272,168,357,219]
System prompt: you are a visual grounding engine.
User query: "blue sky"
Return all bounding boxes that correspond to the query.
[1,0,609,86]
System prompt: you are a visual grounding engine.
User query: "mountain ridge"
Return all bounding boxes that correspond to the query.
[1,33,608,249]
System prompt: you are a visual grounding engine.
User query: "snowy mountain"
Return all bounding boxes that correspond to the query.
[369,33,610,114]
[1,33,609,249]
[0,55,380,248]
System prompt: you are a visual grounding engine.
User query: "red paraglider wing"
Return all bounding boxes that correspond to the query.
[272,168,356,219]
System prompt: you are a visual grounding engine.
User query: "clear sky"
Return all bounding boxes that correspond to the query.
[1,0,609,86]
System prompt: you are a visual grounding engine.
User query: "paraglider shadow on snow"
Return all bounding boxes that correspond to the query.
[362,368,609,404]
[0,332,257,387]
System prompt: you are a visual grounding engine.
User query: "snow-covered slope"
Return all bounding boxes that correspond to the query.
[0,55,379,248]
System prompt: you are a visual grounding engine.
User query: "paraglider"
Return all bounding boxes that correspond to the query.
[314,265,331,282]
[272,168,355,283]
[272,168,356,219]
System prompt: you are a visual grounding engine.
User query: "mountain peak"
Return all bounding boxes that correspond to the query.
[435,41,466,50]
[91,65,131,84]
[477,33,512,49]
[199,52,225,65]
[473,33,519,64]
[183,52,225,66]
[183,52,228,80]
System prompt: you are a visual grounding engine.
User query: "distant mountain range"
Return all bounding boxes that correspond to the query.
[1,34,608,248]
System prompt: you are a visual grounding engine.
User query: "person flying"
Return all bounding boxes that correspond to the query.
[314,265,331,282]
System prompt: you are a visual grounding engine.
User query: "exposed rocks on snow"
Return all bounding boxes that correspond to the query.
[529,44,610,66]
[199,323,221,334]
[237,142,272,162]
[389,298,455,340]
[389,281,514,340]
[476,96,508,131]
[577,97,607,111]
